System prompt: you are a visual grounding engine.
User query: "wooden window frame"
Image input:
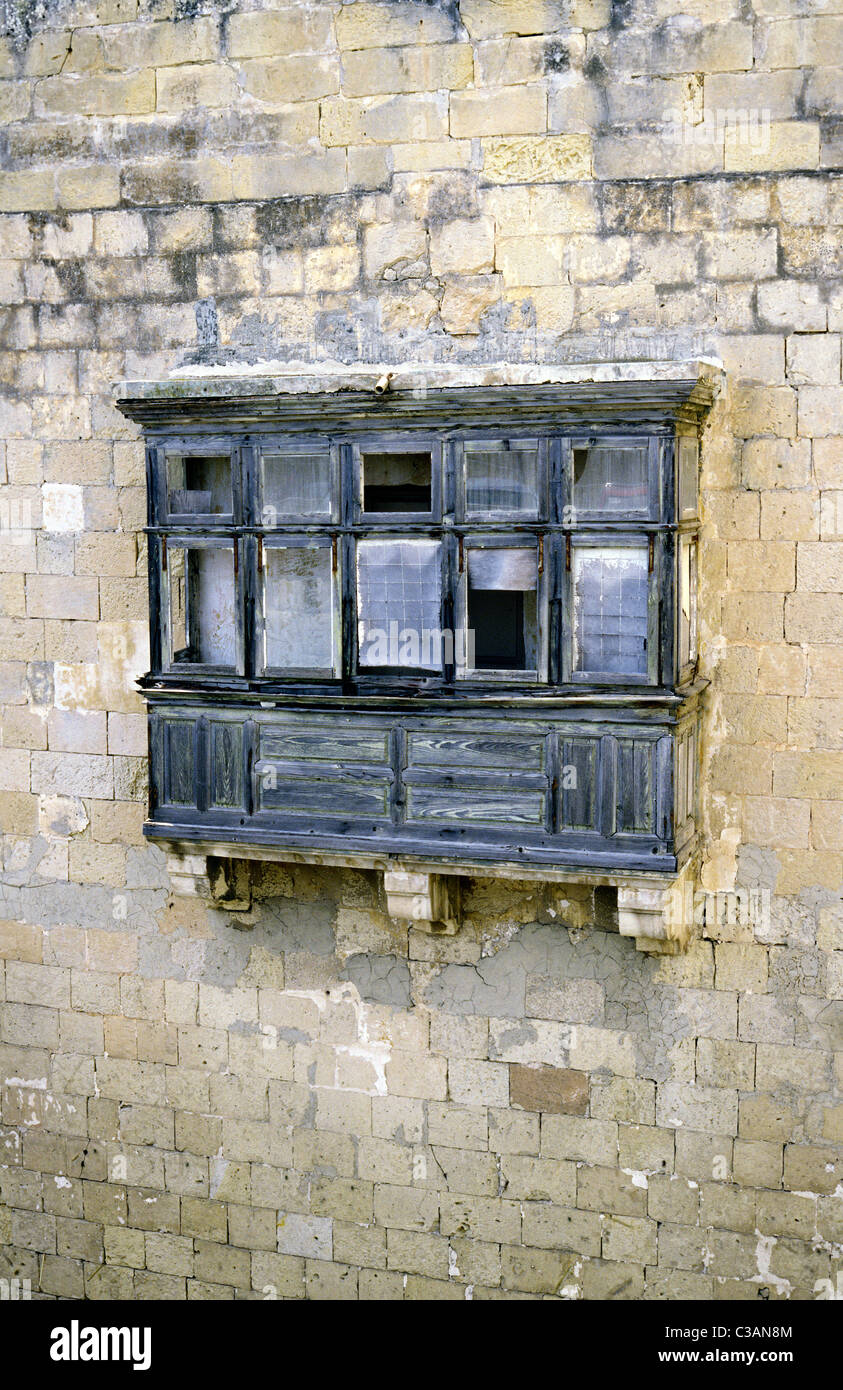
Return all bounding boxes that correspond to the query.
[258,533,341,680]
[456,533,549,685]
[145,424,696,693]
[158,533,246,678]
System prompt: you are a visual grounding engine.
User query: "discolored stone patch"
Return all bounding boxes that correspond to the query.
[509,1064,589,1115]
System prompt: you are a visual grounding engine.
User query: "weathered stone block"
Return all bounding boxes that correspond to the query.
[509,1063,588,1115]
[336,3,456,50]
[482,134,591,183]
[343,44,473,97]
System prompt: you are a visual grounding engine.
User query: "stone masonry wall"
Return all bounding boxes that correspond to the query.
[0,0,841,1300]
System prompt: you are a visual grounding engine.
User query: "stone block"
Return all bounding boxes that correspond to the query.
[509,1064,588,1115]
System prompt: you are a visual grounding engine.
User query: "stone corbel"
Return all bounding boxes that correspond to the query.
[165,851,251,911]
[617,863,696,954]
[383,870,459,934]
[162,845,696,952]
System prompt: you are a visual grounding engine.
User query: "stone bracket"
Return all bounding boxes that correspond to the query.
[383,870,459,935]
[617,863,697,954]
[165,851,251,911]
[162,842,696,951]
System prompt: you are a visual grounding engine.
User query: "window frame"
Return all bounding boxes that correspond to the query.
[455,435,549,524]
[456,532,549,684]
[256,437,340,526]
[562,435,661,525]
[159,532,246,678]
[351,435,443,525]
[155,439,242,527]
[258,532,341,680]
[351,529,449,679]
[677,529,699,686]
[145,422,695,694]
[563,530,660,686]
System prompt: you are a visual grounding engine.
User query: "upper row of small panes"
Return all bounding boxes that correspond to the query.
[162,438,698,525]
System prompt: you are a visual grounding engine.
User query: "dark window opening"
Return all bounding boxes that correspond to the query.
[467,548,537,673]
[471,591,529,669]
[167,454,231,516]
[363,452,432,513]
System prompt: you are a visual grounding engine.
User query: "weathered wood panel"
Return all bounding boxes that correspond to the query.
[406,731,545,771]
[163,720,195,806]
[261,724,390,764]
[258,771,393,819]
[147,700,701,872]
[614,736,656,835]
[405,785,546,827]
[559,737,599,831]
[210,721,243,808]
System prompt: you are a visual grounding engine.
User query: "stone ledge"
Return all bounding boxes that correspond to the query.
[115,356,725,403]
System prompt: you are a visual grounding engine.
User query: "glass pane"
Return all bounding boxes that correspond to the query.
[467,547,537,671]
[357,539,442,670]
[572,544,648,677]
[679,536,698,669]
[465,444,539,516]
[263,547,334,671]
[679,438,699,518]
[169,544,236,667]
[167,454,231,516]
[261,451,332,521]
[362,453,432,513]
[572,444,649,517]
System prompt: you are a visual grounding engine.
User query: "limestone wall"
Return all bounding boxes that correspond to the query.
[0,0,841,1300]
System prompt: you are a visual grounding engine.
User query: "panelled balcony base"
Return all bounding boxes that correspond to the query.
[148,694,702,953]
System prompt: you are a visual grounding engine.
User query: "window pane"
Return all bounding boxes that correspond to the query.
[572,444,649,517]
[362,453,431,513]
[679,536,698,669]
[467,547,537,671]
[465,444,539,516]
[263,547,334,671]
[357,539,441,669]
[261,451,332,521]
[572,545,648,677]
[167,454,231,516]
[169,544,236,668]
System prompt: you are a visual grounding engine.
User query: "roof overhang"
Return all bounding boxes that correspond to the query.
[114,358,724,432]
